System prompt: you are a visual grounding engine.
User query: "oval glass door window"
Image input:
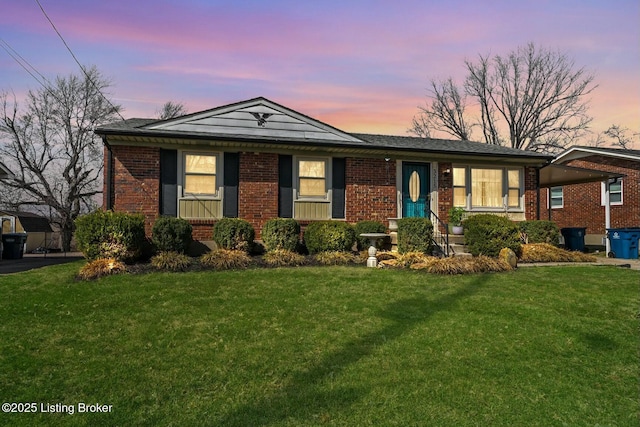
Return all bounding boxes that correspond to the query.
[409,171,420,202]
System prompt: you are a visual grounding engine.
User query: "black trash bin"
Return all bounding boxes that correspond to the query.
[1,233,27,260]
[561,227,587,252]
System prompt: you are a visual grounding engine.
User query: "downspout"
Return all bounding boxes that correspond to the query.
[536,167,541,220]
[103,137,113,211]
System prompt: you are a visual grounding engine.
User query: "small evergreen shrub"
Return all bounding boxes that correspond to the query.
[75,210,146,262]
[396,217,433,254]
[262,249,307,267]
[200,249,252,270]
[152,216,193,253]
[150,251,192,271]
[303,221,356,254]
[261,218,301,252]
[314,251,357,266]
[463,214,521,258]
[354,220,387,251]
[518,220,560,245]
[78,258,126,281]
[213,218,255,252]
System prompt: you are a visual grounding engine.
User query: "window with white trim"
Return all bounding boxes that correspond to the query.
[297,158,328,198]
[453,167,466,207]
[601,180,623,206]
[549,186,563,209]
[183,153,218,197]
[454,166,523,210]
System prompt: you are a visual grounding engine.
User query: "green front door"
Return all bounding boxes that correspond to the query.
[402,163,430,218]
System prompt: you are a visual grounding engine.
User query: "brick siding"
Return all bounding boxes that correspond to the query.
[345,158,397,225]
[238,152,279,238]
[541,155,640,234]
[108,145,160,235]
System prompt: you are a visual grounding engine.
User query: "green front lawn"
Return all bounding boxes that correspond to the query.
[0,263,638,426]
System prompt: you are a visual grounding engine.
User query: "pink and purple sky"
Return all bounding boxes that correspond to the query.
[1,0,638,142]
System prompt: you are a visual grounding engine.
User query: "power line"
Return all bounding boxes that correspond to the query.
[34,0,126,121]
[0,38,51,88]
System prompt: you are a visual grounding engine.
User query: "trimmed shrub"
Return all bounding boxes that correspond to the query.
[150,251,192,271]
[303,221,356,254]
[200,249,252,270]
[78,258,126,281]
[396,217,433,254]
[75,210,146,262]
[463,214,521,258]
[354,220,386,251]
[213,218,255,252]
[261,218,301,252]
[152,216,193,253]
[518,220,560,246]
[262,249,307,268]
[314,251,357,266]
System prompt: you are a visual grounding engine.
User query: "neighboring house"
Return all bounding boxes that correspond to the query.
[94,97,553,247]
[542,146,640,246]
[0,210,54,253]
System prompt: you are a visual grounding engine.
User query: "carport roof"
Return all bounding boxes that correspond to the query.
[539,163,624,188]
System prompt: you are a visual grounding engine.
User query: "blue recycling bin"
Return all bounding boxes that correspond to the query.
[561,227,587,252]
[607,228,640,259]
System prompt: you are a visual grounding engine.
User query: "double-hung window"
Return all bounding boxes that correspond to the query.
[602,180,623,206]
[298,159,327,198]
[549,186,563,208]
[184,153,218,196]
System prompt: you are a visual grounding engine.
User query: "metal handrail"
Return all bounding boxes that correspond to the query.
[429,209,449,257]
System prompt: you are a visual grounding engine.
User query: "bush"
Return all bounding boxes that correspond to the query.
[261,218,301,252]
[152,217,193,253]
[463,214,521,258]
[262,249,307,267]
[314,251,357,266]
[518,220,560,245]
[78,258,126,281]
[213,218,255,252]
[353,220,387,251]
[303,221,356,254]
[75,210,146,262]
[396,217,433,254]
[150,251,192,271]
[200,249,252,270]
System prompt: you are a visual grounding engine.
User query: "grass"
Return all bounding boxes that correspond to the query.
[0,262,638,426]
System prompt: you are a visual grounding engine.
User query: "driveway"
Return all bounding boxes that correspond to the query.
[0,252,84,275]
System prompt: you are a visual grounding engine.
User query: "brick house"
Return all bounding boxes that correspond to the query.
[541,146,640,248]
[94,97,553,247]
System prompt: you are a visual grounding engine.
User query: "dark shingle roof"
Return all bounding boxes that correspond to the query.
[352,133,551,159]
[1,211,53,233]
[96,119,551,161]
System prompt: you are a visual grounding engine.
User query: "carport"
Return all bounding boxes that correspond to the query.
[538,163,625,254]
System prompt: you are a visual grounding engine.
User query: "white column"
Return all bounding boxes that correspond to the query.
[604,180,611,254]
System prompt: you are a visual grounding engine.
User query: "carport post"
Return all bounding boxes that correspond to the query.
[604,179,611,255]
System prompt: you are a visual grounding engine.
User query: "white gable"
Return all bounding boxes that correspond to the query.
[146,98,364,143]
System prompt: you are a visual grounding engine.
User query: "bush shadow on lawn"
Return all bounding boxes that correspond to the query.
[216,273,491,425]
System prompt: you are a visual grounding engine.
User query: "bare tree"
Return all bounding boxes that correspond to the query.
[604,125,637,150]
[411,78,473,140]
[0,66,122,250]
[156,101,188,119]
[412,43,597,153]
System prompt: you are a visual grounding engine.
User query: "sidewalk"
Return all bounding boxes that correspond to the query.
[520,256,640,270]
[0,252,84,275]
